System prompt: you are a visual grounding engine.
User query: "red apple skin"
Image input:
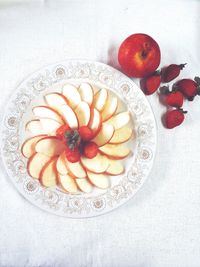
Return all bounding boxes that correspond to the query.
[118,33,161,78]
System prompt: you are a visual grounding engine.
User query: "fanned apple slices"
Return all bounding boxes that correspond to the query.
[22,82,134,194]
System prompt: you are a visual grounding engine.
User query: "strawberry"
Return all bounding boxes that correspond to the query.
[162,64,186,83]
[83,142,98,159]
[65,147,80,163]
[56,124,70,139]
[79,126,93,141]
[165,91,184,108]
[141,74,161,95]
[175,78,200,101]
[165,109,187,129]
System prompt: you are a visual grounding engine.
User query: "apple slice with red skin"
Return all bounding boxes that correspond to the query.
[88,108,101,136]
[105,159,124,175]
[35,136,66,157]
[27,152,51,179]
[39,156,58,187]
[21,134,46,158]
[87,171,110,189]
[92,123,114,147]
[61,104,78,129]
[62,84,81,109]
[26,120,47,135]
[40,118,62,134]
[75,178,93,193]
[99,143,130,159]
[56,152,68,175]
[58,173,78,193]
[33,106,64,124]
[109,126,133,144]
[101,94,118,121]
[74,101,90,127]
[93,88,108,111]
[106,111,130,130]
[81,153,109,174]
[65,156,87,178]
[78,83,94,106]
[44,92,68,112]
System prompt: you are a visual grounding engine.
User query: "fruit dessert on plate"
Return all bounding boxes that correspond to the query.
[21,82,134,194]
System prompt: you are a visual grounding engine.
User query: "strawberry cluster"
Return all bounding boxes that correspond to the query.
[140,64,200,129]
[56,125,98,162]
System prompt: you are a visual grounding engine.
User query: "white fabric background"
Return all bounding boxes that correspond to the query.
[0,0,200,266]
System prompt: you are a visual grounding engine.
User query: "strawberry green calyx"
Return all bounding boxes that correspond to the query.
[177,108,187,114]
[178,63,187,70]
[194,76,200,95]
[159,86,170,94]
[64,130,80,151]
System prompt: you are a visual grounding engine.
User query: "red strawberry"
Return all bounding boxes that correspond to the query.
[83,142,98,159]
[165,109,186,129]
[175,78,200,101]
[65,147,80,163]
[141,74,161,95]
[79,126,93,141]
[162,64,186,83]
[56,124,70,139]
[165,91,184,108]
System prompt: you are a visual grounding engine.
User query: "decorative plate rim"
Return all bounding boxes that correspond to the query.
[0,60,157,218]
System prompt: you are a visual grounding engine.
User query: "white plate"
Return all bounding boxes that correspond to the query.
[1,60,157,218]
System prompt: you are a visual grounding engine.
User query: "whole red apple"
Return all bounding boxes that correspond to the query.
[118,33,161,78]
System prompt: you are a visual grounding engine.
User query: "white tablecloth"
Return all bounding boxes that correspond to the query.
[1,1,200,266]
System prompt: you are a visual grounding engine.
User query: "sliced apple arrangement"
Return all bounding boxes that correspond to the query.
[21,83,134,193]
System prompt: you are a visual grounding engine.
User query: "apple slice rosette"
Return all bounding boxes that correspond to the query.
[21,82,134,193]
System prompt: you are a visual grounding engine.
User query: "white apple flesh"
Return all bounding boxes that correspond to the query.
[109,126,133,144]
[35,137,66,157]
[106,111,130,129]
[99,143,130,159]
[78,83,94,106]
[21,135,46,158]
[61,104,78,129]
[27,152,51,179]
[74,101,90,127]
[39,157,58,187]
[75,178,93,193]
[101,94,118,121]
[81,153,109,173]
[87,171,110,189]
[93,88,108,111]
[33,106,64,124]
[58,173,78,193]
[92,123,114,147]
[62,84,81,109]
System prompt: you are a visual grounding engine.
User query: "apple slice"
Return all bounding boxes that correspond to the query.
[92,123,114,147]
[40,118,62,133]
[81,153,109,173]
[87,171,110,189]
[99,143,130,159]
[74,101,90,127]
[44,92,68,111]
[88,108,101,134]
[61,104,78,129]
[39,156,58,187]
[105,159,124,175]
[65,157,87,178]
[21,135,46,158]
[76,178,93,193]
[109,126,133,144]
[33,106,64,124]
[101,94,118,121]
[93,88,108,111]
[56,152,68,175]
[35,136,66,157]
[26,120,47,135]
[106,111,130,130]
[62,84,81,109]
[27,152,51,179]
[58,173,78,193]
[78,83,94,105]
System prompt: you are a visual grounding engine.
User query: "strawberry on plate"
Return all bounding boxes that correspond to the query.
[83,142,98,159]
